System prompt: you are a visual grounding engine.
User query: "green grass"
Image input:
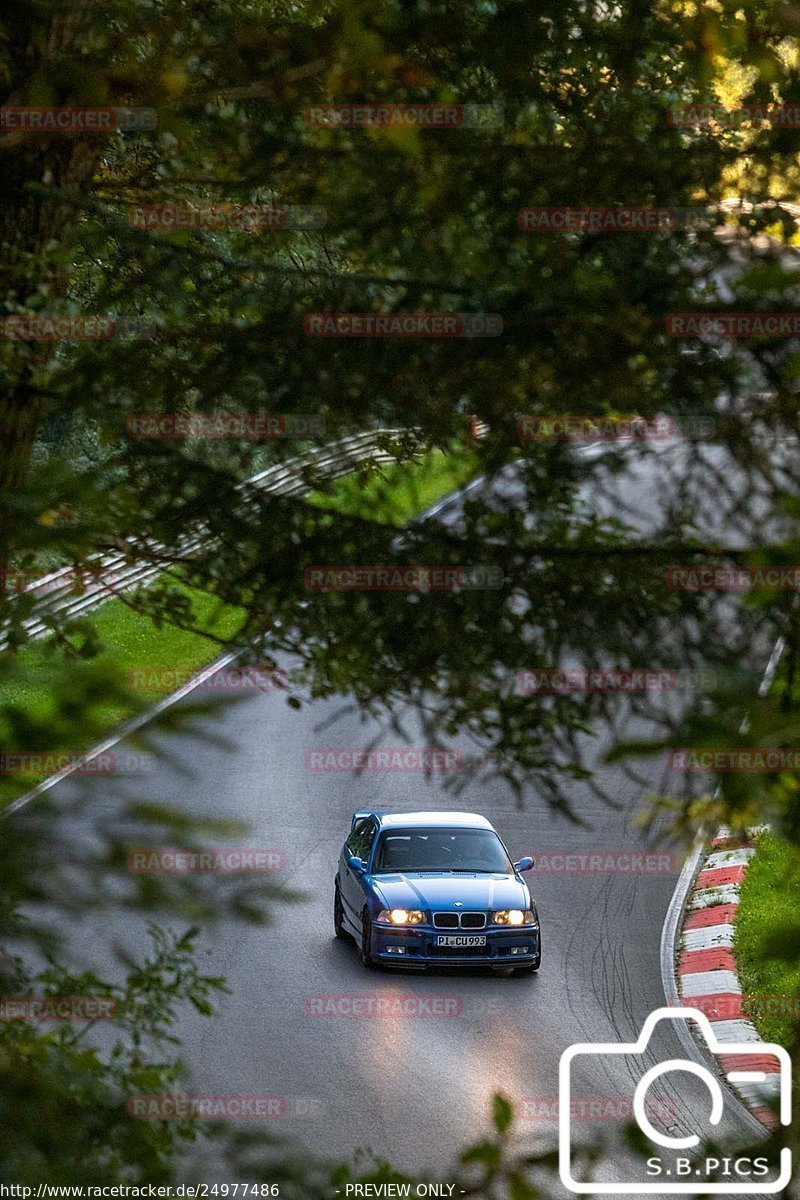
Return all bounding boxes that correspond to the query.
[92,584,247,692]
[0,584,247,803]
[734,831,800,1048]
[2,448,479,802]
[306,446,480,527]
[6,584,246,710]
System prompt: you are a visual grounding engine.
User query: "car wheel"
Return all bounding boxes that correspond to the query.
[334,884,346,940]
[359,908,375,968]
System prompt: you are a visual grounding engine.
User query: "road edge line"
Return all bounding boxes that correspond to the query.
[3,649,241,817]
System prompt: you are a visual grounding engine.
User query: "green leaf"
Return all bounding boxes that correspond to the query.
[492,1092,514,1135]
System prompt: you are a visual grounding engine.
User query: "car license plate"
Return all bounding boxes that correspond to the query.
[434,934,486,947]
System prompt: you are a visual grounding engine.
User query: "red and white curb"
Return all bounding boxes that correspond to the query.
[677,828,781,1130]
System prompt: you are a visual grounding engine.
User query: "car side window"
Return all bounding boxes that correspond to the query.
[356,819,377,862]
[346,818,376,862]
[345,820,366,857]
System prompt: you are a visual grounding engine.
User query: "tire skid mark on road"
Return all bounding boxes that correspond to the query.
[566,863,713,1145]
[593,872,640,1040]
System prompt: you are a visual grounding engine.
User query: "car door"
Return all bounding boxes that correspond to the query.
[340,817,377,929]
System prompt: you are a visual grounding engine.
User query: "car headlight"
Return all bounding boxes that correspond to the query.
[492,909,537,926]
[377,908,425,925]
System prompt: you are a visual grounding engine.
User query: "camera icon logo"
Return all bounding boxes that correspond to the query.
[559,1006,791,1194]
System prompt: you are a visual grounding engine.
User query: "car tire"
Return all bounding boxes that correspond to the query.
[359,908,375,968]
[334,884,346,940]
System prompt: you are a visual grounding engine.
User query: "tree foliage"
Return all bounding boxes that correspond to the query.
[1,0,800,1185]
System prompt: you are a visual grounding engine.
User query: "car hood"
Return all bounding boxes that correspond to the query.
[371,872,529,912]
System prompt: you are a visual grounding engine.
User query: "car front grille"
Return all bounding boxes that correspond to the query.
[432,911,486,930]
[432,912,458,929]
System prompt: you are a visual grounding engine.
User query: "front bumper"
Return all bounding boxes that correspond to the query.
[371,923,540,966]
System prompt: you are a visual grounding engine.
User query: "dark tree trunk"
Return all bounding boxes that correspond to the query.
[0,7,105,573]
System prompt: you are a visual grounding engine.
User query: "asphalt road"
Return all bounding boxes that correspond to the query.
[18,433,793,1194]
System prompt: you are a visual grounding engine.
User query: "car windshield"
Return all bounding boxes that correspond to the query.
[372,828,513,874]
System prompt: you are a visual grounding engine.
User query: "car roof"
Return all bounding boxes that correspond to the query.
[374,811,494,830]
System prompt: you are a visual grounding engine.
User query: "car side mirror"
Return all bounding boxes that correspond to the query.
[347,854,366,872]
[514,856,534,872]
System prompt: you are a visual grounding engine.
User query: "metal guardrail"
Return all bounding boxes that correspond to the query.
[1,428,424,644]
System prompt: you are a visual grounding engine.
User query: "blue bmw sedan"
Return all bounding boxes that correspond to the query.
[334,811,540,974]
